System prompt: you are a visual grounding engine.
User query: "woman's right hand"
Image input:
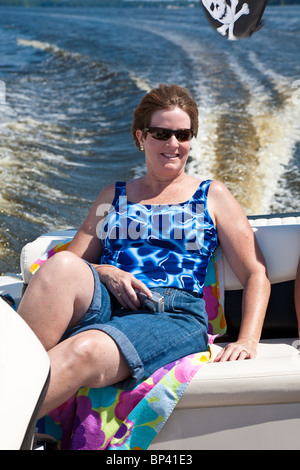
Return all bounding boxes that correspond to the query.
[95,264,153,310]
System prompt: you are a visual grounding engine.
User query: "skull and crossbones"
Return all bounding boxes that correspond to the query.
[202,0,250,40]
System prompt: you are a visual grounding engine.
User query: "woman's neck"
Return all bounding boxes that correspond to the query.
[126,174,201,205]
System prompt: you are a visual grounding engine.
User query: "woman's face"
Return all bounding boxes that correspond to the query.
[136,107,192,177]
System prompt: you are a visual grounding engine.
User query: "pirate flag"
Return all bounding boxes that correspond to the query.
[201,0,268,40]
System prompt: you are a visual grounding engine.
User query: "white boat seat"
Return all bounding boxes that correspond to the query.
[180,339,300,409]
[0,298,50,450]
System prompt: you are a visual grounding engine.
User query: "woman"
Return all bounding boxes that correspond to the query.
[18,84,270,418]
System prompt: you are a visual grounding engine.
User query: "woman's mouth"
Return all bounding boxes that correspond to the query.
[162,153,179,159]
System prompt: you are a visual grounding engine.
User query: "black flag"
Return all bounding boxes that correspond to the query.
[201,0,268,40]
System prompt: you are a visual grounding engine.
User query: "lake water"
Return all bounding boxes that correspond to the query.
[0,5,299,273]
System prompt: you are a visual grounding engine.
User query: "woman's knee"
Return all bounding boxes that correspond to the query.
[65,331,130,388]
[68,334,96,369]
[39,251,82,281]
[65,333,106,384]
[30,251,89,295]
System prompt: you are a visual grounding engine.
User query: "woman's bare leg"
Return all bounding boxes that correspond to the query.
[17,251,131,416]
[39,330,130,418]
[17,251,95,350]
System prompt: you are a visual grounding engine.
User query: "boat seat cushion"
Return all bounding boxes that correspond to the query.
[178,338,300,409]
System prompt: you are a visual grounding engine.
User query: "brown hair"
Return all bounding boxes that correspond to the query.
[131,83,198,149]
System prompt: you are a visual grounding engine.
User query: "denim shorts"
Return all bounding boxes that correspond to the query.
[61,263,209,390]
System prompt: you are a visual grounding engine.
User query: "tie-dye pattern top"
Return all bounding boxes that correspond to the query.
[99,180,218,295]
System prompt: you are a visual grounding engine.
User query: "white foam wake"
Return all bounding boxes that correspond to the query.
[17,38,82,61]
[229,51,300,213]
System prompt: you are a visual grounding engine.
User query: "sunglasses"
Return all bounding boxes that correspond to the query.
[143,127,194,142]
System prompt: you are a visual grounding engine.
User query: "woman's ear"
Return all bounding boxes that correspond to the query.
[136,129,145,152]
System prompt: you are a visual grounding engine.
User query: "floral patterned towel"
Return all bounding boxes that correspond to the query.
[36,243,226,450]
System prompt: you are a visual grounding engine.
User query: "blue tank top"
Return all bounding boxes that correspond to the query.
[99,180,218,295]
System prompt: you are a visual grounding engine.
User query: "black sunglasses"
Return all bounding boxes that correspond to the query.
[143,127,194,142]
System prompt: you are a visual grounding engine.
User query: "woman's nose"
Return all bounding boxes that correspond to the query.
[167,134,180,146]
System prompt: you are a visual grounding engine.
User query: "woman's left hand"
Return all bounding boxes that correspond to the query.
[214,338,258,362]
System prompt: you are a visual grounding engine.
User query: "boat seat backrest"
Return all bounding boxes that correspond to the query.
[223,222,300,291]
[19,216,300,339]
[20,230,77,286]
[20,218,300,289]
[223,215,300,340]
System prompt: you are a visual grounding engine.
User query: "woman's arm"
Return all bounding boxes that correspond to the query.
[208,181,271,362]
[67,183,115,263]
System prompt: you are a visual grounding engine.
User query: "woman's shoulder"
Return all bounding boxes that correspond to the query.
[192,178,229,198]
[207,180,249,227]
[208,180,233,199]
[95,182,117,205]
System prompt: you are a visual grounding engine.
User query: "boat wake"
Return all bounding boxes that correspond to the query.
[17,38,83,61]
